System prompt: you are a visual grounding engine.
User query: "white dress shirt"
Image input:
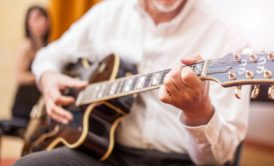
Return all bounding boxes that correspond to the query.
[32,0,250,165]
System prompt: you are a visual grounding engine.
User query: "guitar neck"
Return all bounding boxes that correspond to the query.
[76,61,206,106]
[76,51,274,106]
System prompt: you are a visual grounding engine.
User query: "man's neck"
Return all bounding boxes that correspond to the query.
[144,0,187,25]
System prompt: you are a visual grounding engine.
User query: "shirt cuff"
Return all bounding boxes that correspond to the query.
[180,110,222,145]
[32,63,61,84]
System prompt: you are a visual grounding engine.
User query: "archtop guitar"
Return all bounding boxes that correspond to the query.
[23,52,274,160]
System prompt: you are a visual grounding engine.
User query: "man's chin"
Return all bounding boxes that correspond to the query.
[150,0,184,13]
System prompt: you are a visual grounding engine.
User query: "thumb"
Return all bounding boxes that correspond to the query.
[181,54,203,65]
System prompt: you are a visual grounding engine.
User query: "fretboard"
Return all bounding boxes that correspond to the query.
[76,62,205,106]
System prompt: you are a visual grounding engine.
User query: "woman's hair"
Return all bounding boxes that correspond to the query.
[24,5,50,47]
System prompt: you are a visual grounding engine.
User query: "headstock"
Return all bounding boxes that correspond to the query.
[204,51,274,99]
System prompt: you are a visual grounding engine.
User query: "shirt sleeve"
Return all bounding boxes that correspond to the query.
[32,2,105,83]
[181,84,250,165]
[180,31,251,165]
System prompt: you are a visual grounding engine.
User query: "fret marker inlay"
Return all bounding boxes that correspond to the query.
[123,79,134,92]
[151,72,161,86]
[136,76,146,89]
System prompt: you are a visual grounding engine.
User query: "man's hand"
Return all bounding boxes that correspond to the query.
[159,56,214,126]
[40,71,87,124]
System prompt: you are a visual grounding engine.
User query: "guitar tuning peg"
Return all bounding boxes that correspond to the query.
[250,53,257,62]
[251,85,260,99]
[228,71,237,80]
[245,70,254,79]
[268,85,274,100]
[235,86,242,99]
[267,52,274,61]
[233,53,241,62]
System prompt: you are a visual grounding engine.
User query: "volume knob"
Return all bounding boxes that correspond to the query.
[233,53,241,62]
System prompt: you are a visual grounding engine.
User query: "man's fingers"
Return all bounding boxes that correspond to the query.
[61,76,88,89]
[181,54,202,65]
[52,104,73,123]
[55,95,75,106]
[46,100,73,124]
[166,63,186,90]
[49,88,75,105]
[159,86,172,104]
[180,66,202,88]
[50,112,69,124]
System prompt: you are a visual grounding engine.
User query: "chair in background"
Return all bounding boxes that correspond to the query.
[0,116,29,163]
[225,142,244,166]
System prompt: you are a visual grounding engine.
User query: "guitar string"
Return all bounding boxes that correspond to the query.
[84,59,260,93]
[80,57,269,101]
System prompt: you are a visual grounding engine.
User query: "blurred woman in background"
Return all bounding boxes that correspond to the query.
[11,5,50,119]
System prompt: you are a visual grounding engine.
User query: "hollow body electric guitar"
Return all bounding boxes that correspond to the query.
[23,52,274,160]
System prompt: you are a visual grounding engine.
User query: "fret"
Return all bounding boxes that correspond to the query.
[81,86,91,101]
[135,75,146,90]
[143,73,153,88]
[90,85,98,98]
[122,78,134,92]
[116,79,125,94]
[109,81,118,95]
[88,85,97,99]
[159,69,171,84]
[103,82,112,97]
[130,77,138,91]
[192,62,204,77]
[151,71,162,86]
[115,79,122,94]
[120,79,127,93]
[83,84,98,100]
[96,83,105,98]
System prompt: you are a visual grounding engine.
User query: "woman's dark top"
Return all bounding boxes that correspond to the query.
[11,64,41,119]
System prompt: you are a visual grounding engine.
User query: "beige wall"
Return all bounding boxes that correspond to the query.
[0,0,48,119]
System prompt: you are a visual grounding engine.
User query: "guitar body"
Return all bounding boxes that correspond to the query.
[23,54,137,160]
[24,51,274,160]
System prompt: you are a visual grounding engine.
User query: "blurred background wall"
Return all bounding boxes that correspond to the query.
[0,1,100,164]
[0,0,48,162]
[0,0,48,119]
[0,0,99,119]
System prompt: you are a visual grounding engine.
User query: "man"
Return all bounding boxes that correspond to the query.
[15,0,250,165]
